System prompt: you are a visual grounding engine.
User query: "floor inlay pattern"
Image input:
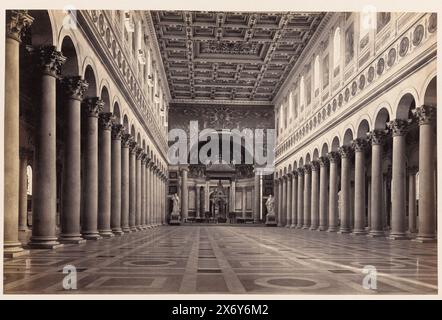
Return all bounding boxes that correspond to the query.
[3,226,437,294]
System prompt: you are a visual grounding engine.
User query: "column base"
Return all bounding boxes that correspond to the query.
[351,230,367,235]
[302,225,310,229]
[389,233,410,240]
[19,227,30,232]
[290,224,297,228]
[112,230,124,236]
[296,225,303,229]
[413,236,437,243]
[82,233,102,240]
[122,227,132,233]
[59,238,87,244]
[4,242,30,258]
[285,224,291,228]
[28,238,64,249]
[318,226,327,231]
[309,226,318,231]
[367,231,385,238]
[327,227,338,232]
[136,226,144,231]
[130,226,138,232]
[338,228,351,234]
[98,230,115,238]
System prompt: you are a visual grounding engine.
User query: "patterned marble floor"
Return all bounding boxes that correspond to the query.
[3,226,438,295]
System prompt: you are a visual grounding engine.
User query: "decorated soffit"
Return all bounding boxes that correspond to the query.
[150,11,326,105]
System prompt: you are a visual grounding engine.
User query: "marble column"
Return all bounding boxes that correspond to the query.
[18,149,30,232]
[277,178,283,226]
[29,46,66,249]
[368,130,386,237]
[145,159,151,227]
[59,76,88,244]
[327,152,340,232]
[110,124,124,235]
[135,147,143,229]
[140,154,147,229]
[242,187,246,219]
[408,166,418,234]
[128,140,137,231]
[121,133,131,233]
[196,185,201,219]
[352,138,368,235]
[81,98,103,240]
[97,112,114,238]
[281,177,288,226]
[254,172,260,223]
[4,10,33,257]
[155,169,160,224]
[310,161,320,230]
[150,164,155,225]
[414,106,437,242]
[296,168,304,228]
[303,165,311,229]
[318,157,329,231]
[290,171,298,228]
[181,167,189,221]
[286,173,292,227]
[388,119,409,239]
[338,146,353,234]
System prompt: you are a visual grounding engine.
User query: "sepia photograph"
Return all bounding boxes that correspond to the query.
[0,0,439,302]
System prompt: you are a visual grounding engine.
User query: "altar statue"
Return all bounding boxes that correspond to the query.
[266,194,275,215]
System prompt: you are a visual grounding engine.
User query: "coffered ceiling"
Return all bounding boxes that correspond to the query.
[150,11,326,105]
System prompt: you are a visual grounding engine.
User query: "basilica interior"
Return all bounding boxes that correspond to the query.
[2,10,438,295]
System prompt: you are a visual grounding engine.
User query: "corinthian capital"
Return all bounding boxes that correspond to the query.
[35,45,66,77]
[351,138,368,152]
[327,151,340,163]
[338,145,353,159]
[121,133,132,147]
[111,124,124,140]
[99,112,114,130]
[83,97,104,117]
[388,119,409,136]
[318,156,329,167]
[311,160,320,171]
[62,76,88,101]
[6,10,34,42]
[367,129,387,146]
[413,105,436,126]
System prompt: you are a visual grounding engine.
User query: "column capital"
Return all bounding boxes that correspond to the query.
[111,123,124,140]
[303,164,312,174]
[413,105,436,125]
[311,160,320,171]
[136,147,144,160]
[387,119,409,136]
[327,151,340,163]
[292,170,298,177]
[141,153,149,165]
[318,156,329,167]
[297,167,305,176]
[83,97,104,117]
[6,10,34,42]
[367,129,387,145]
[338,145,353,159]
[351,138,368,152]
[121,133,132,148]
[34,45,66,77]
[128,139,137,154]
[98,112,114,131]
[62,76,88,101]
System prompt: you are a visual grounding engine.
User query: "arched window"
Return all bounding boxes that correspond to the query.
[314,55,320,95]
[300,76,305,111]
[333,27,341,70]
[26,165,32,195]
